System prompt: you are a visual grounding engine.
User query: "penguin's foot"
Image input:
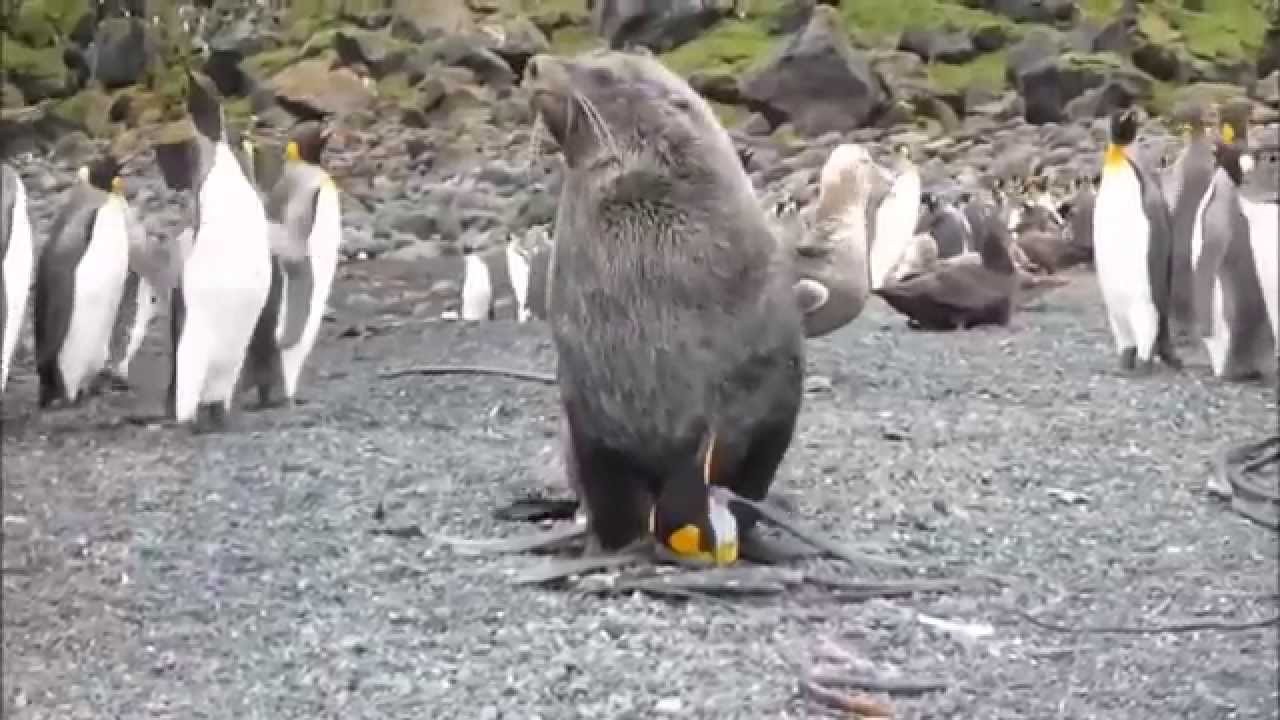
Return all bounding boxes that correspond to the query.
[191,403,232,434]
[1118,346,1137,371]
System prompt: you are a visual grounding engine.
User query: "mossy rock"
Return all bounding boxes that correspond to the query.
[928,49,1010,94]
[662,18,776,76]
[6,0,91,47]
[3,40,71,101]
[1077,0,1265,62]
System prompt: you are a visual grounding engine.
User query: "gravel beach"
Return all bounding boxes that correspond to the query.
[3,259,1276,719]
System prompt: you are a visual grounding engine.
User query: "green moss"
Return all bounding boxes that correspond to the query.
[7,0,90,47]
[709,100,749,127]
[1067,0,1264,60]
[245,47,303,78]
[841,0,1015,45]
[662,19,775,75]
[377,73,420,103]
[928,50,1009,93]
[2,41,68,93]
[547,24,602,55]
[515,0,589,25]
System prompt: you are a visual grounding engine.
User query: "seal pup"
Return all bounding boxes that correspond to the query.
[32,153,132,408]
[868,143,921,290]
[1,163,34,393]
[789,143,876,338]
[1091,107,1181,374]
[873,207,1019,331]
[1059,175,1096,269]
[241,121,343,408]
[1189,139,1277,380]
[1166,108,1217,339]
[525,49,806,566]
[168,70,273,428]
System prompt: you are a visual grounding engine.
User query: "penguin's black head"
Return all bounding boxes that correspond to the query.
[1109,107,1139,146]
[186,69,224,143]
[87,154,123,194]
[921,190,939,213]
[957,190,972,205]
[285,121,332,165]
[1212,140,1245,186]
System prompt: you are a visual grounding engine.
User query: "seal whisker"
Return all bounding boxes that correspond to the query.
[571,90,620,161]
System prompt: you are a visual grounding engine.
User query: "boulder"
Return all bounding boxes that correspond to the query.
[1015,52,1154,124]
[976,0,1076,24]
[591,0,733,53]
[475,14,550,77]
[391,0,475,42]
[269,57,378,118]
[333,29,412,79]
[93,18,156,90]
[1256,71,1280,109]
[4,42,71,102]
[898,27,979,64]
[1262,22,1280,78]
[740,5,885,136]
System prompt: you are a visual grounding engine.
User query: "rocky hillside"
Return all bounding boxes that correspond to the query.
[2,0,1278,260]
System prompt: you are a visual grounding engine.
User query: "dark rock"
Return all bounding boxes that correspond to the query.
[976,0,1076,24]
[2,81,25,109]
[740,5,885,136]
[1015,53,1153,124]
[333,30,411,79]
[1256,71,1280,108]
[688,70,742,105]
[92,18,155,90]
[591,0,732,53]
[423,36,516,88]
[898,27,979,64]
[1261,22,1280,78]
[479,15,551,77]
[971,24,1011,53]
[1005,28,1070,82]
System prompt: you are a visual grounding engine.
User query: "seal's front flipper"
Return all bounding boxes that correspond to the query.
[494,497,580,523]
[510,548,645,586]
[739,529,821,565]
[439,521,587,557]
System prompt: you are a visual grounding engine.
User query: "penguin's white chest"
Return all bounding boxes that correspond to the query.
[1241,198,1279,343]
[460,253,492,321]
[506,242,532,322]
[2,181,34,391]
[60,197,131,392]
[1093,167,1151,307]
[870,170,921,289]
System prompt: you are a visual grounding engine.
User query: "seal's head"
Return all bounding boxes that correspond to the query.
[523,49,741,180]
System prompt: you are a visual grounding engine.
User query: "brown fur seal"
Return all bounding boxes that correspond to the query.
[873,205,1019,330]
[525,48,806,566]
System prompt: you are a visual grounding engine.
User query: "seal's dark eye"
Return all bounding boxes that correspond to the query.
[671,97,692,112]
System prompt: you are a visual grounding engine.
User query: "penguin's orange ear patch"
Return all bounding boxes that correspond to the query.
[668,524,701,556]
[111,176,124,194]
[285,140,301,161]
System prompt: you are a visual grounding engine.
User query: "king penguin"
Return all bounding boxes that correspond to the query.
[169,70,273,427]
[1166,105,1216,340]
[1,163,34,394]
[868,143,921,290]
[1092,107,1182,373]
[1189,130,1277,381]
[239,121,342,408]
[32,154,133,407]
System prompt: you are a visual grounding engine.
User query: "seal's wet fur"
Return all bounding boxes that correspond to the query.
[526,49,806,557]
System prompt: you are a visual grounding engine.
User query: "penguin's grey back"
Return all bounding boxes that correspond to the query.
[34,182,110,365]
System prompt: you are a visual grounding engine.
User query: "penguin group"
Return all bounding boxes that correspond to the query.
[1093,99,1277,381]
[0,69,346,429]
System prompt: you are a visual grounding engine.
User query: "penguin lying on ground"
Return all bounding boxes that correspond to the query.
[1092,107,1182,374]
[1189,132,1277,381]
[1,163,34,394]
[33,154,133,408]
[240,121,343,408]
[167,70,273,429]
